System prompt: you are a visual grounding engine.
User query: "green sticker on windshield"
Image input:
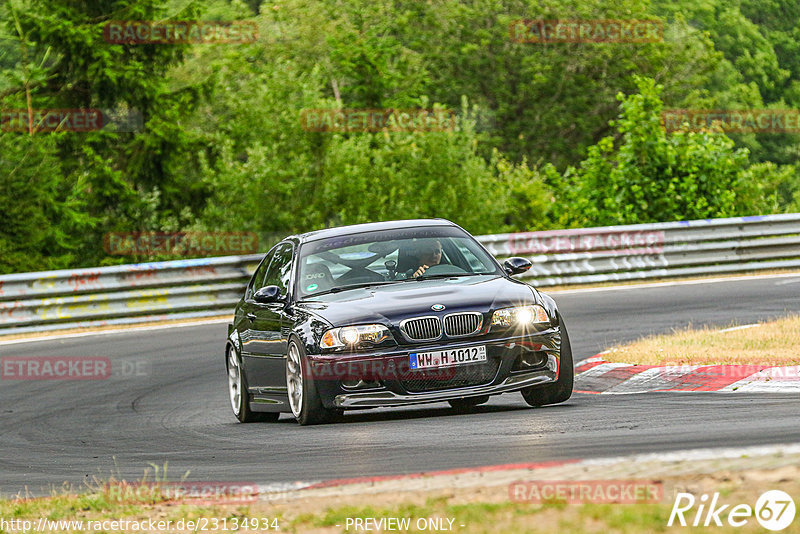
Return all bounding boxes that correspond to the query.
[306,283,319,292]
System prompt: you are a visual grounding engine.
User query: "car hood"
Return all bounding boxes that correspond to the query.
[295,275,537,327]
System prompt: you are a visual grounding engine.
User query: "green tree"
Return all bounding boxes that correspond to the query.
[550,77,777,227]
[0,133,91,273]
[1,0,210,268]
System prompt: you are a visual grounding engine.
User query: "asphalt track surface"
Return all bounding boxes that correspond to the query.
[1,274,799,495]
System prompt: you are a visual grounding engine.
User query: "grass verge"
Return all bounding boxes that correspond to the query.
[3,466,800,533]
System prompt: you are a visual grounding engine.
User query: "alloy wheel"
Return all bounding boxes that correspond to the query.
[286,342,304,417]
[227,349,242,416]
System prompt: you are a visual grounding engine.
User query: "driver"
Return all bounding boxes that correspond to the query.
[410,239,442,278]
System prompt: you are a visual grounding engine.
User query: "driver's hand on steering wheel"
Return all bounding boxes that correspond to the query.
[412,264,430,278]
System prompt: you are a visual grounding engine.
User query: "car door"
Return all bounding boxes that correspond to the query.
[240,242,294,390]
[237,247,274,388]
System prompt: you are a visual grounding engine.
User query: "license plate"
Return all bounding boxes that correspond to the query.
[409,345,487,370]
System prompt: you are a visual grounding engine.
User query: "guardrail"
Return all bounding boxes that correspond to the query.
[482,212,800,286]
[1,213,799,335]
[0,256,262,335]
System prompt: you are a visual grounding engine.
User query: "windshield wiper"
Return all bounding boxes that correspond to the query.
[406,272,489,281]
[309,280,396,297]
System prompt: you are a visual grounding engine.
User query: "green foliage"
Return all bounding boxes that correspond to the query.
[183,7,549,242]
[389,0,752,168]
[1,0,800,274]
[550,77,785,226]
[0,133,90,271]
[194,78,552,237]
[652,0,800,167]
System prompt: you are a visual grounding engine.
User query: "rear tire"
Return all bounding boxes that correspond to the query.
[286,338,340,425]
[448,395,490,410]
[521,314,574,407]
[227,346,279,423]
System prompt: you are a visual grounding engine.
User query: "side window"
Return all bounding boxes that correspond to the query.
[453,240,492,272]
[247,250,275,299]
[263,243,294,295]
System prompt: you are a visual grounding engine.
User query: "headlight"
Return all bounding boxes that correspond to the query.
[320,324,391,349]
[491,305,549,328]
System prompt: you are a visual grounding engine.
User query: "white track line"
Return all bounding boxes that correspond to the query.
[717,323,761,333]
[580,442,800,466]
[547,271,800,294]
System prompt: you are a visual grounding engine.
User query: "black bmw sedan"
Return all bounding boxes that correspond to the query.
[225,219,573,425]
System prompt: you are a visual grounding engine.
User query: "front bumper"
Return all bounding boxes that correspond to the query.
[307,328,562,409]
[333,365,556,408]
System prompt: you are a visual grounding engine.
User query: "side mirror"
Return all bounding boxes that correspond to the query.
[253,285,284,304]
[503,257,532,276]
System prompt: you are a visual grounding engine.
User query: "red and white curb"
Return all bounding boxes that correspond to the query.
[575,355,800,394]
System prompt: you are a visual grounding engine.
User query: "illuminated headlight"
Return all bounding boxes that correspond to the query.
[491,305,549,328]
[320,324,391,349]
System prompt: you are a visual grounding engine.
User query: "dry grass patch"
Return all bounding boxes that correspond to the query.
[603,315,800,366]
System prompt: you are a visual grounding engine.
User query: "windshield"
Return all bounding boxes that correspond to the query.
[296,225,502,297]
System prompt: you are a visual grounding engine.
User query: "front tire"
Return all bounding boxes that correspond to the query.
[286,338,340,425]
[227,347,279,423]
[521,314,574,407]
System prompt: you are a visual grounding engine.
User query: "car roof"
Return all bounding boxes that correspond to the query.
[289,219,458,244]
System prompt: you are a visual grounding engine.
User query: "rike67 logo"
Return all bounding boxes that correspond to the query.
[669,490,796,531]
